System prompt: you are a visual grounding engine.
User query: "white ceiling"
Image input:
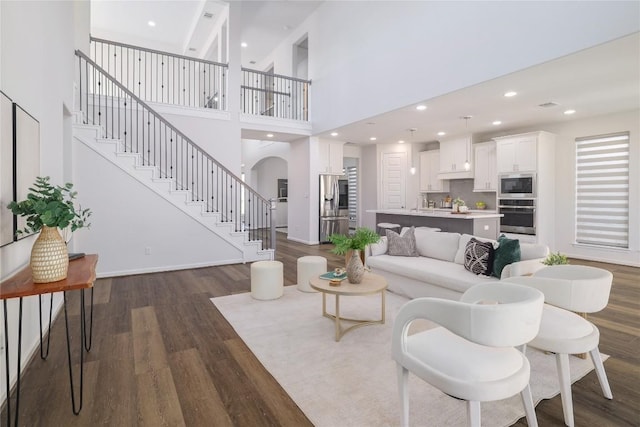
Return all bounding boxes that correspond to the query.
[90,1,639,145]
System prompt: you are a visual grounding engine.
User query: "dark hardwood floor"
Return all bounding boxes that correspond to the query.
[2,233,638,426]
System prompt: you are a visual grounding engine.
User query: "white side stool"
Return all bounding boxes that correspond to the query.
[251,260,284,300]
[297,256,327,292]
[377,222,401,235]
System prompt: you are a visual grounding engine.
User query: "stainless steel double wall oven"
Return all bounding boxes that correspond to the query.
[498,173,536,235]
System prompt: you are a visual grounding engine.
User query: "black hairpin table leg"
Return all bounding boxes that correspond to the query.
[3,298,23,427]
[83,288,94,352]
[63,290,85,415]
[38,294,53,359]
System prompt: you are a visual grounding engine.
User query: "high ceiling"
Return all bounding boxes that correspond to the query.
[90,1,639,145]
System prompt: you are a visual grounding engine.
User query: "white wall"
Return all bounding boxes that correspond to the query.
[0,0,89,406]
[72,140,243,276]
[259,1,639,135]
[287,136,316,244]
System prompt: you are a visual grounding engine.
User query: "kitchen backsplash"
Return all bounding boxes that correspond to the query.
[424,179,496,210]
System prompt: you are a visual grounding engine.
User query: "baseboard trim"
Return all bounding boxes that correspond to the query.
[96,258,245,279]
[286,235,319,245]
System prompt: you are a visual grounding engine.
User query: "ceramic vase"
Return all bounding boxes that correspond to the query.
[346,249,365,284]
[30,226,69,283]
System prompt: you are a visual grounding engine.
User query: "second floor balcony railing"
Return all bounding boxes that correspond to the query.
[241,68,310,121]
[91,37,311,121]
[91,37,228,111]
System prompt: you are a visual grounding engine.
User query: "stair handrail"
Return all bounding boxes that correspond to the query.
[91,35,228,68]
[75,49,275,250]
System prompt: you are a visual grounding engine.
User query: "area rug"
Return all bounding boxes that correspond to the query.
[211,287,606,426]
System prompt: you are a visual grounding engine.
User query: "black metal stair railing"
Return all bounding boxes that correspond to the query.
[75,49,274,251]
[90,36,228,111]
[241,67,310,121]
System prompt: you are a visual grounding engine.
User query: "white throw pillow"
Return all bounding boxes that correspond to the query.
[369,236,388,256]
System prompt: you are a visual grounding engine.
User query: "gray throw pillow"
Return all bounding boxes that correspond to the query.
[386,227,418,257]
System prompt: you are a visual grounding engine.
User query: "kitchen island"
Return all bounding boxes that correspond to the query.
[369,209,503,239]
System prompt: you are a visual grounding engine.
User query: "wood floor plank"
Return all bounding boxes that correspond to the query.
[168,348,234,427]
[132,306,169,375]
[136,366,186,427]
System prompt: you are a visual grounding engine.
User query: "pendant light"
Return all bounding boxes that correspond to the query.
[409,128,417,175]
[462,116,472,171]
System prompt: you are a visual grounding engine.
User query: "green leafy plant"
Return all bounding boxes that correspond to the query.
[542,251,569,266]
[328,227,380,255]
[453,197,465,206]
[8,176,92,236]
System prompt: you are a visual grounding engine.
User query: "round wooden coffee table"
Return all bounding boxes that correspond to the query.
[309,272,388,341]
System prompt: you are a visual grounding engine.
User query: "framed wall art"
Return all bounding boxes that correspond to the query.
[13,102,40,240]
[0,91,13,246]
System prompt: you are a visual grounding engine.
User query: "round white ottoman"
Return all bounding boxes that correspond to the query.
[297,256,327,292]
[251,260,284,300]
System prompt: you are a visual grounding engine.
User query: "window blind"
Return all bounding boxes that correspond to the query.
[575,132,629,248]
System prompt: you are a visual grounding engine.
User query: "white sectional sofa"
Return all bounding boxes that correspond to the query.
[366,227,549,300]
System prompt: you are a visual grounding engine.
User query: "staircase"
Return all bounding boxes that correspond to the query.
[74,49,275,265]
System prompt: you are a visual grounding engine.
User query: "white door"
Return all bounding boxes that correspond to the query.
[381,152,406,208]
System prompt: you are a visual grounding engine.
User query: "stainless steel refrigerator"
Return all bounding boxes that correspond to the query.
[319,174,349,242]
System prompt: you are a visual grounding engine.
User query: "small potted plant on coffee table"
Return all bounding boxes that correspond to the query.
[328,227,380,284]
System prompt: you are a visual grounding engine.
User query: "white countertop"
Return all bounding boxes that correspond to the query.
[368,208,502,219]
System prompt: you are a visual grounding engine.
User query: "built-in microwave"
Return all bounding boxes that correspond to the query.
[499,173,536,198]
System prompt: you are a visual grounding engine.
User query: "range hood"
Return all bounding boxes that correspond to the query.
[438,170,473,180]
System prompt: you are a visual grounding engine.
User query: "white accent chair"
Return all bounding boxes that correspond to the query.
[506,265,614,427]
[392,282,544,427]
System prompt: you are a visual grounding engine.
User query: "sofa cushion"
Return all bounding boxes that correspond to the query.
[492,235,521,278]
[463,238,495,276]
[520,243,549,260]
[415,231,461,262]
[386,227,418,256]
[454,234,497,265]
[367,254,493,294]
[369,236,388,256]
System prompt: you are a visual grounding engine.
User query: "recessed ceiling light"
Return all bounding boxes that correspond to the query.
[437,131,446,136]
[369,137,377,141]
[504,91,517,97]
[564,109,576,115]
[147,21,156,27]
[266,133,274,138]
[492,120,502,125]
[330,132,338,137]
[241,42,248,48]
[416,105,427,111]
[398,140,405,144]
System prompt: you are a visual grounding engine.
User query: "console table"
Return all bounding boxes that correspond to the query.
[0,254,98,426]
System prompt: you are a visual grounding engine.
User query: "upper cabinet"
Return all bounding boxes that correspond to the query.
[473,141,497,192]
[419,150,449,193]
[319,141,344,174]
[438,136,473,179]
[495,135,537,173]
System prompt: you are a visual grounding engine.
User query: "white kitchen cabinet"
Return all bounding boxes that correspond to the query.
[419,150,449,192]
[495,135,537,173]
[438,136,473,179]
[320,141,344,174]
[473,141,497,191]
